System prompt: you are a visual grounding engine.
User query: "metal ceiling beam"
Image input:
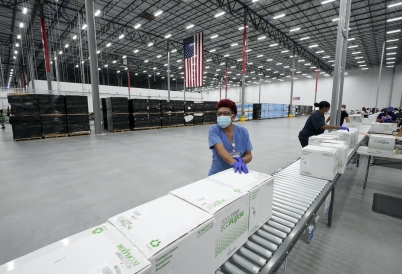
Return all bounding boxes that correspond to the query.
[209,0,333,74]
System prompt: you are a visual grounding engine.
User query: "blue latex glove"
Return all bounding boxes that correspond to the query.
[232,161,249,174]
[234,157,243,163]
[339,126,349,132]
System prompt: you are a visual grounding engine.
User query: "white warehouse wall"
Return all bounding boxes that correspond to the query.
[207,67,402,111]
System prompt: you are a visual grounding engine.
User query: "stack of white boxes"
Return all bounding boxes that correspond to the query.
[349,114,363,123]
[1,170,275,274]
[209,169,274,236]
[319,141,349,174]
[0,223,151,274]
[108,195,215,274]
[370,122,397,135]
[300,145,340,180]
[368,134,396,155]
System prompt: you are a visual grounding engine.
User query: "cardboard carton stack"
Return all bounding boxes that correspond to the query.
[300,145,340,180]
[8,94,42,140]
[108,195,215,274]
[65,95,90,134]
[0,223,151,274]
[349,114,363,123]
[370,122,397,135]
[106,97,129,131]
[368,134,396,155]
[38,95,68,136]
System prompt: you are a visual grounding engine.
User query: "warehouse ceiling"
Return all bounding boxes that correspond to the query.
[0,0,401,91]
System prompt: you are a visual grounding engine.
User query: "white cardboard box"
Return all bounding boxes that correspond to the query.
[0,223,151,274]
[368,134,396,155]
[309,135,340,145]
[370,122,397,135]
[170,179,249,270]
[319,142,349,174]
[344,122,360,131]
[209,170,274,236]
[349,114,362,123]
[300,145,340,180]
[108,195,215,274]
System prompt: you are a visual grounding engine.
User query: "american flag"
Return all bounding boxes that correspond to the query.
[183,32,204,88]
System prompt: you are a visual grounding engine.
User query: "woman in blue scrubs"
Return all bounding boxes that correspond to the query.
[208,99,252,176]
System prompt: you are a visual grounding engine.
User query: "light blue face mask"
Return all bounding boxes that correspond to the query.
[217,116,232,128]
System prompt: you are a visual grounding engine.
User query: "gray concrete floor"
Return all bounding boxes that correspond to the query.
[0,117,401,273]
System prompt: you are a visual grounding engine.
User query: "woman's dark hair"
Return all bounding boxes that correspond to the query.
[216,99,237,115]
[314,101,330,109]
[362,107,366,111]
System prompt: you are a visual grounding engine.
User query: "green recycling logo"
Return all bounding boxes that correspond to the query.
[92,228,103,234]
[150,239,161,247]
[234,189,241,193]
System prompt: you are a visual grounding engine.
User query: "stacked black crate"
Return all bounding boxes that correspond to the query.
[128,99,148,129]
[160,100,174,127]
[65,96,90,135]
[8,94,42,140]
[184,101,195,126]
[202,101,217,124]
[173,100,185,126]
[148,99,161,127]
[192,102,203,125]
[38,94,68,137]
[101,98,108,130]
[106,97,129,131]
[253,104,262,120]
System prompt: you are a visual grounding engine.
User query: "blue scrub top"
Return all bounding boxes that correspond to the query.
[208,124,253,176]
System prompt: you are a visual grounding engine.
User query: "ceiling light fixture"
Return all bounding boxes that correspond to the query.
[106,43,111,47]
[82,24,87,30]
[357,61,365,63]
[134,23,141,29]
[270,43,278,47]
[210,49,216,52]
[257,35,266,40]
[171,49,177,53]
[231,43,238,46]
[322,0,337,4]
[23,7,28,14]
[165,34,171,39]
[266,59,273,61]
[215,11,225,18]
[281,50,290,53]
[387,46,398,50]
[387,57,396,60]
[122,55,127,58]
[347,38,355,41]
[94,10,101,16]
[273,14,286,19]
[148,42,154,47]
[300,37,310,40]
[257,54,263,57]
[387,17,402,22]
[348,45,358,48]
[386,39,399,43]
[309,44,318,48]
[186,24,195,29]
[134,49,139,53]
[351,51,361,54]
[387,29,401,34]
[388,2,402,8]
[332,18,339,21]
[210,34,219,39]
[154,10,163,17]
[386,52,397,55]
[112,60,117,63]
[289,27,301,32]
[119,34,124,39]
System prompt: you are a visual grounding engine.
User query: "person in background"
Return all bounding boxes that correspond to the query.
[361,107,369,118]
[298,101,349,148]
[208,99,252,175]
[325,104,350,125]
[377,107,397,123]
[0,110,5,129]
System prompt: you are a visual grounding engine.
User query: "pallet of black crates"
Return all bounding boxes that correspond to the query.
[65,95,90,136]
[101,98,108,131]
[161,112,175,128]
[7,93,42,141]
[174,112,185,127]
[40,114,68,138]
[193,113,203,125]
[106,97,129,132]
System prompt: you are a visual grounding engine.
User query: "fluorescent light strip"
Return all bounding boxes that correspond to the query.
[386,39,399,42]
[289,27,301,32]
[388,2,402,8]
[165,34,172,39]
[332,18,339,21]
[387,17,402,22]
[134,23,141,29]
[322,0,337,4]
[387,29,401,34]
[215,11,225,18]
[231,43,238,46]
[300,36,310,40]
[316,50,325,53]
[273,14,285,19]
[351,51,361,54]
[281,50,289,53]
[186,24,194,29]
[257,35,266,40]
[348,45,358,48]
[154,10,163,17]
[347,38,355,41]
[387,46,398,50]
[210,34,218,39]
[309,44,318,48]
[270,43,278,47]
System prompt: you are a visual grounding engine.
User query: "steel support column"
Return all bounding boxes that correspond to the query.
[374,43,385,111]
[336,0,352,125]
[85,0,102,134]
[54,52,60,95]
[225,65,228,99]
[258,78,261,104]
[330,0,351,126]
[289,48,295,118]
[241,8,247,119]
[388,66,396,107]
[167,41,170,101]
[314,68,319,104]
[127,66,131,99]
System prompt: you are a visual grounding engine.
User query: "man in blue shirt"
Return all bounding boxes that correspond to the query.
[208,99,253,176]
[376,107,397,123]
[298,101,349,147]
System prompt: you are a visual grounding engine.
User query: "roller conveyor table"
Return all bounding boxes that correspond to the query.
[216,132,369,274]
